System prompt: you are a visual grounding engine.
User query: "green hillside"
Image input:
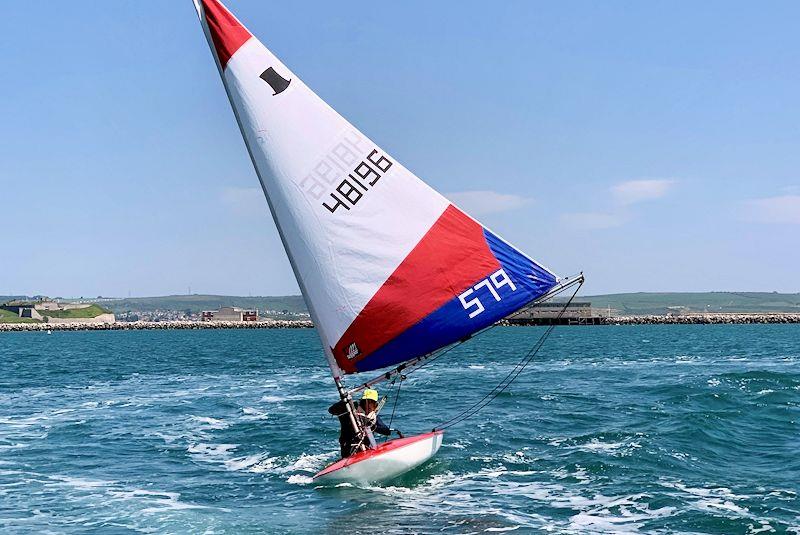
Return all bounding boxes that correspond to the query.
[0,308,39,323]
[582,292,800,315]
[102,294,308,314]
[81,292,800,316]
[6,292,799,319]
[40,304,111,319]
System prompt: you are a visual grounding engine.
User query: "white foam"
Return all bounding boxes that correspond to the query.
[280,451,337,474]
[287,474,314,485]
[748,521,776,533]
[259,394,314,403]
[190,416,229,430]
[52,475,113,490]
[136,491,212,514]
[372,464,680,533]
[241,407,269,420]
[223,453,277,473]
[661,481,751,518]
[576,438,641,456]
[0,442,29,451]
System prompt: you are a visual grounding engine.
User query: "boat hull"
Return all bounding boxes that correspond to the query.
[313,431,443,484]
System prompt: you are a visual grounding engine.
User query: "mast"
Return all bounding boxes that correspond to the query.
[191,0,361,438]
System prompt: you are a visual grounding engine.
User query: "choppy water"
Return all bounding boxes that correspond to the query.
[0,325,798,534]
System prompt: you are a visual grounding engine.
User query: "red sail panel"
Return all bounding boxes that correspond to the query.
[333,205,501,373]
[201,0,252,69]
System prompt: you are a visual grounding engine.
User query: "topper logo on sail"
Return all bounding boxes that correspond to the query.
[458,269,517,318]
[346,342,360,360]
[260,67,291,95]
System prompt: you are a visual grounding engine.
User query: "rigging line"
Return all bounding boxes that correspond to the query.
[347,275,584,396]
[436,322,557,431]
[433,279,583,431]
[435,283,581,431]
[434,323,556,431]
[387,375,403,430]
[410,275,584,377]
[406,279,578,381]
[434,282,581,431]
[411,275,584,379]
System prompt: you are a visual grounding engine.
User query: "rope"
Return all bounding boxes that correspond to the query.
[349,275,583,396]
[433,280,582,431]
[407,276,583,379]
[387,375,404,430]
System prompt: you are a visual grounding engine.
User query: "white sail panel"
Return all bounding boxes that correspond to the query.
[224,37,451,354]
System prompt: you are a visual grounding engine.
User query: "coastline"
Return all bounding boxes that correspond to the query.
[2,313,799,332]
[601,313,800,325]
[506,312,800,326]
[0,319,314,332]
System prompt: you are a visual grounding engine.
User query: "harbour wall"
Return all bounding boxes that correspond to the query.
[0,320,314,332]
[2,314,799,332]
[506,313,800,326]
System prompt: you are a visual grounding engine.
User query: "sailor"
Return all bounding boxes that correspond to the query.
[328,388,401,458]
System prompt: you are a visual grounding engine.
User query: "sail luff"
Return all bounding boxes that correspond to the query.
[192,0,344,379]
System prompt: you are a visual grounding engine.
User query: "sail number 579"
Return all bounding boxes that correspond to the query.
[458,268,517,318]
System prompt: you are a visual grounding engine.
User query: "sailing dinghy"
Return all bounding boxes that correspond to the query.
[193,0,581,484]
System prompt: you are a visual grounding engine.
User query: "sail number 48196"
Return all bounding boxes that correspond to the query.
[458,268,517,318]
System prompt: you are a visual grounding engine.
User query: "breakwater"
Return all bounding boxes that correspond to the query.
[3,314,799,332]
[606,313,800,325]
[505,313,800,326]
[0,320,314,332]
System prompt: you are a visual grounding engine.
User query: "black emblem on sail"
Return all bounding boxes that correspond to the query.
[260,67,291,95]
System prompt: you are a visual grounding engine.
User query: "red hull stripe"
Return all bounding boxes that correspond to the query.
[333,205,501,373]
[313,431,443,479]
[201,0,252,69]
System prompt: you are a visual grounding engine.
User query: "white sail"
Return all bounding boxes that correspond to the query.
[194,0,560,376]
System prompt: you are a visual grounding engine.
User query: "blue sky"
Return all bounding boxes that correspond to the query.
[1,1,798,297]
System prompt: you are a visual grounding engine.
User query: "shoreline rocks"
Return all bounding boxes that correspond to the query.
[0,319,314,332]
[2,314,799,333]
[603,313,800,325]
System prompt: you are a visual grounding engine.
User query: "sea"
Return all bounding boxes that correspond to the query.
[0,325,798,534]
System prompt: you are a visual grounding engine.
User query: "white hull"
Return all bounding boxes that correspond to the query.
[314,431,443,484]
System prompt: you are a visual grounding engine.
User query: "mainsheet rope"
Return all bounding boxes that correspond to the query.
[386,374,403,431]
[432,279,583,432]
[349,276,583,398]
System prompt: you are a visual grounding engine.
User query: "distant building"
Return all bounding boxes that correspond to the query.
[201,307,258,322]
[35,301,62,311]
[514,302,594,319]
[1,300,115,324]
[666,306,690,316]
[508,301,606,325]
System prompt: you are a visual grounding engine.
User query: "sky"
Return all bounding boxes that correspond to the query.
[1,1,798,298]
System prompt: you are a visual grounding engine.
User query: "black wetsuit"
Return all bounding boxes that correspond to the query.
[328,400,391,458]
